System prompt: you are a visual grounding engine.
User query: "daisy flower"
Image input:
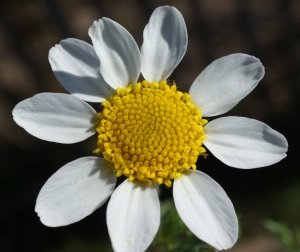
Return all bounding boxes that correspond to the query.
[12,6,288,252]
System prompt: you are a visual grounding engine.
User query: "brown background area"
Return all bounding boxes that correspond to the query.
[0,0,299,251]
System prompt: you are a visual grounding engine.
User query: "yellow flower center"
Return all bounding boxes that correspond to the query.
[94,80,207,187]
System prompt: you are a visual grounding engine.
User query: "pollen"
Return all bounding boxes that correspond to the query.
[94,80,207,187]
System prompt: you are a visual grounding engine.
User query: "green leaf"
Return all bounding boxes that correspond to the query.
[148,199,214,252]
[263,219,300,251]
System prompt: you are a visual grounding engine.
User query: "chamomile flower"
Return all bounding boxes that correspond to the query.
[12,6,288,252]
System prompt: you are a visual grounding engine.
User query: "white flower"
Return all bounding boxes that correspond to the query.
[12,6,288,252]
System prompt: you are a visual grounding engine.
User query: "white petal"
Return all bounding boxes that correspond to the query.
[189,54,264,117]
[35,157,116,227]
[204,117,288,168]
[12,93,97,143]
[88,18,141,89]
[49,38,114,102]
[107,180,160,252]
[174,170,238,250]
[141,6,187,82]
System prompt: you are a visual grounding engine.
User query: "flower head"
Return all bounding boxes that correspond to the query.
[12,6,288,252]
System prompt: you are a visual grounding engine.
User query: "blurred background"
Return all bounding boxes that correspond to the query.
[0,0,299,251]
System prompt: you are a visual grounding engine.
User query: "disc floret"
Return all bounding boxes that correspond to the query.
[94,80,207,187]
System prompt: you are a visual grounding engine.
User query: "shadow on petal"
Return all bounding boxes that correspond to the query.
[53,71,114,101]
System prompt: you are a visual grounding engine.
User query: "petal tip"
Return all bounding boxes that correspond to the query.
[88,19,102,36]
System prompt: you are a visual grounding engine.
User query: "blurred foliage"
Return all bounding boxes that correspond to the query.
[47,236,112,252]
[263,219,300,252]
[273,184,300,226]
[148,199,213,252]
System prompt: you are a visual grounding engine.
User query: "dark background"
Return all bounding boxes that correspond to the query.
[0,0,299,251]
